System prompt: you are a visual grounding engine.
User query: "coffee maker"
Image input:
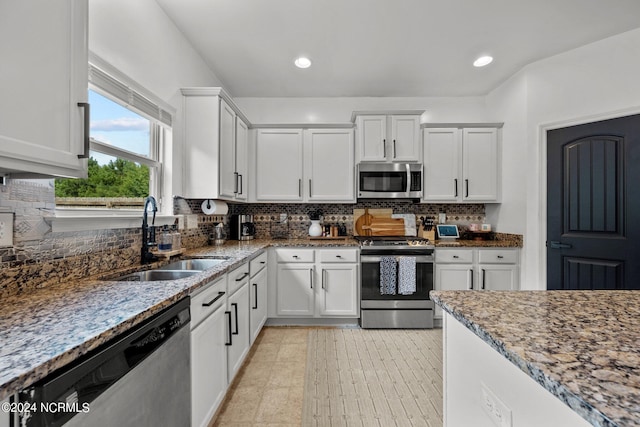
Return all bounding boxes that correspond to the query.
[229,214,256,240]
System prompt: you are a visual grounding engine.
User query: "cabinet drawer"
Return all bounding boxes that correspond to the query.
[319,249,358,263]
[228,262,250,295]
[191,275,227,329]
[435,249,473,263]
[275,249,315,263]
[250,251,268,276]
[478,249,518,264]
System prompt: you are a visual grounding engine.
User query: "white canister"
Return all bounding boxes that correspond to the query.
[309,220,323,237]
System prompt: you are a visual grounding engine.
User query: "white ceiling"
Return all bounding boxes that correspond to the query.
[155,0,640,97]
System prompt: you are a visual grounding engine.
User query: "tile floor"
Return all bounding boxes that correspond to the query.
[212,326,443,427]
[212,327,310,426]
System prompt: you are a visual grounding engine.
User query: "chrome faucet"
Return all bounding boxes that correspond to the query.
[141,196,158,264]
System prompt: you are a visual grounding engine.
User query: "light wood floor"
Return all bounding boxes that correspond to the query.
[212,327,443,427]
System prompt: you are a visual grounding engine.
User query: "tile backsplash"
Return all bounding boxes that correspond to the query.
[0,178,485,295]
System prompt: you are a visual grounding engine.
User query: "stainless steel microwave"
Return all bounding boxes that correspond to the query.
[357,163,423,199]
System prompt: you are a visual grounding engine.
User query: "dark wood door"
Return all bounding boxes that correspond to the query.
[547,114,640,290]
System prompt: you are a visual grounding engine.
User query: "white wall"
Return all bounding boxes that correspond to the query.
[486,27,640,289]
[234,96,489,124]
[89,0,225,201]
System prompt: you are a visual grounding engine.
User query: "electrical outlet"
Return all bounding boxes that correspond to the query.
[438,213,446,223]
[280,213,288,223]
[481,383,512,427]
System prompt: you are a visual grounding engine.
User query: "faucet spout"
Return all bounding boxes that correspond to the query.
[141,196,159,264]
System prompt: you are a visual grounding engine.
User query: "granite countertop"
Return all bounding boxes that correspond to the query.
[0,236,519,400]
[430,290,640,427]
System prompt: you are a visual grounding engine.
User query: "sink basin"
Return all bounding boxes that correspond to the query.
[157,258,228,271]
[114,270,200,282]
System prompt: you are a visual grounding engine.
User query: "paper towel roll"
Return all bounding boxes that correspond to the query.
[201,199,228,215]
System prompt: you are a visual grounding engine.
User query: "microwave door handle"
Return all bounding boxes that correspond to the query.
[406,163,411,193]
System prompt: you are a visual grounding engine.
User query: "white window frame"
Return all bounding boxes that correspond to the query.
[51,54,176,232]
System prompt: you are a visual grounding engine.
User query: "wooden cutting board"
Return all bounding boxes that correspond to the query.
[361,217,405,236]
[353,208,392,236]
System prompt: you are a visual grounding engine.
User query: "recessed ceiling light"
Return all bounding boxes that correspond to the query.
[294,57,312,69]
[473,56,493,67]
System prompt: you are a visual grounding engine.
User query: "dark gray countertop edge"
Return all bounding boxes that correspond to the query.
[430,293,619,427]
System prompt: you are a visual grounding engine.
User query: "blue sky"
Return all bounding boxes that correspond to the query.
[89,90,150,165]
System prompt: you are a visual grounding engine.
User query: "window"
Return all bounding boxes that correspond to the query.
[55,63,171,213]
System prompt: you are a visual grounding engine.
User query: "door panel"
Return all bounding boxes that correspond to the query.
[547,114,640,290]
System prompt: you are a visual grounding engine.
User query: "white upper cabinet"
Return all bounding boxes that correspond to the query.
[0,0,89,178]
[355,113,421,163]
[255,129,304,201]
[390,115,421,161]
[181,88,250,201]
[423,126,501,202]
[462,128,499,201]
[255,127,355,203]
[303,129,355,202]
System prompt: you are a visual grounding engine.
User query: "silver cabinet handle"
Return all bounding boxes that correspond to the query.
[322,269,326,290]
[469,269,474,290]
[77,102,90,159]
[298,179,302,197]
[309,179,312,197]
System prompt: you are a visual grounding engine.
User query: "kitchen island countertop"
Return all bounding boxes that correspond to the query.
[430,290,640,427]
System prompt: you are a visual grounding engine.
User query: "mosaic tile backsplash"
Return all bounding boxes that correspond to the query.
[0,178,485,295]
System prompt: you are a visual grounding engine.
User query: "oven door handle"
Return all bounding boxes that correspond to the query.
[360,255,434,263]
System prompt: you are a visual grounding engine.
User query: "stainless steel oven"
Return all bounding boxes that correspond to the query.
[359,237,434,328]
[357,163,423,199]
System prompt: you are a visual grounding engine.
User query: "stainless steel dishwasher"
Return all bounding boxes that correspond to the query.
[18,297,191,427]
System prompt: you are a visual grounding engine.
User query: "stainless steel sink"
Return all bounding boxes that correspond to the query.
[157,258,228,271]
[114,270,200,282]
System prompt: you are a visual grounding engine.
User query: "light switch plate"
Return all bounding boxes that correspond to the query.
[0,213,14,247]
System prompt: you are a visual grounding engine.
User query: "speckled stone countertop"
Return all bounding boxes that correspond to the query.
[0,236,519,401]
[430,290,640,427]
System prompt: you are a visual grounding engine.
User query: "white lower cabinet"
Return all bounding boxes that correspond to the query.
[435,248,519,319]
[191,275,228,427]
[318,264,359,317]
[249,252,268,344]
[227,278,250,383]
[276,263,316,316]
[275,248,359,318]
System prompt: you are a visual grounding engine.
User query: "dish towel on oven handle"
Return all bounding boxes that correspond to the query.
[398,256,417,295]
[380,256,397,295]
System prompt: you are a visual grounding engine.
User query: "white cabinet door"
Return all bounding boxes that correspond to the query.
[255,129,303,201]
[423,128,462,201]
[0,0,88,178]
[235,118,249,201]
[276,264,315,316]
[249,267,268,344]
[227,282,250,382]
[434,264,474,318]
[318,264,359,316]
[304,129,355,202]
[462,128,499,201]
[390,115,421,161]
[191,305,227,427]
[356,115,387,162]
[478,265,518,291]
[218,98,237,199]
